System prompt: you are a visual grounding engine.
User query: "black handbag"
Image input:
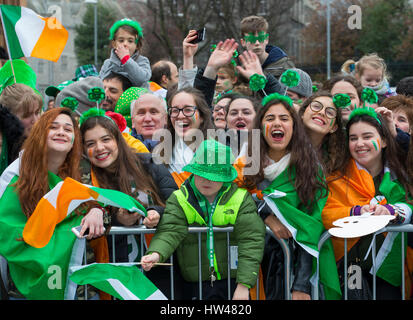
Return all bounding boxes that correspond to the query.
[336,234,385,300]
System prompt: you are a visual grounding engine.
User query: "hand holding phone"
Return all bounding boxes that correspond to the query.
[189,28,206,44]
[71,225,105,239]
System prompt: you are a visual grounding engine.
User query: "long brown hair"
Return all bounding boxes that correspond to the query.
[80,116,164,206]
[299,90,347,176]
[244,99,328,211]
[15,108,82,217]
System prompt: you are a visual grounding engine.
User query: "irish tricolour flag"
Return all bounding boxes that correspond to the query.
[23,176,147,248]
[70,263,168,300]
[0,4,68,62]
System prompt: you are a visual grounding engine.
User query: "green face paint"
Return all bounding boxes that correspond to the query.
[330,119,335,127]
[244,31,269,43]
[372,140,378,151]
[71,135,74,144]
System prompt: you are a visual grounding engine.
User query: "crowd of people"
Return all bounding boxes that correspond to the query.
[1,14,413,301]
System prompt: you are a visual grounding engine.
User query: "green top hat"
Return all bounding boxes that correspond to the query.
[45,80,75,98]
[0,59,37,95]
[115,86,149,128]
[183,139,238,183]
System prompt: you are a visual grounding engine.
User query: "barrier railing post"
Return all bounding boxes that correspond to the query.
[344,238,347,300]
[402,232,405,300]
[227,231,231,300]
[198,231,202,300]
[372,236,376,300]
[112,235,116,263]
[170,254,174,300]
[83,242,88,300]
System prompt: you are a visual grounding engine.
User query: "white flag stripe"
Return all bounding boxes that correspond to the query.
[107,278,140,300]
[15,7,45,56]
[0,156,20,198]
[146,290,168,300]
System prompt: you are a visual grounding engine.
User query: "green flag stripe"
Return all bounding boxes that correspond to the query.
[91,186,147,216]
[70,263,164,300]
[0,5,24,59]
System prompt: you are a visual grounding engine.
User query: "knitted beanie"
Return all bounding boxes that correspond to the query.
[55,76,104,114]
[287,68,313,98]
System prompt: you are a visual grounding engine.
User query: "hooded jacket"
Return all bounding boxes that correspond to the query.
[262,45,295,78]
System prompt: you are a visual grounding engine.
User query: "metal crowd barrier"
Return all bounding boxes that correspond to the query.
[80,225,292,300]
[314,224,413,300]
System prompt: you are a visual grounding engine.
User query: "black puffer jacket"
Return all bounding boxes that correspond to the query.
[256,179,313,299]
[0,104,24,174]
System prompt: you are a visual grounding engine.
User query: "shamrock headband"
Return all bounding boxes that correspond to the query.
[244,31,268,43]
[332,93,351,109]
[109,19,144,41]
[262,92,293,108]
[60,97,79,112]
[361,87,378,105]
[348,106,381,126]
[59,87,105,116]
[79,107,117,127]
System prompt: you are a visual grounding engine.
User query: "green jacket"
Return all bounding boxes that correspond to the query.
[147,180,265,288]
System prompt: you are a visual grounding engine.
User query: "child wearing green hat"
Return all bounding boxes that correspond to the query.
[141,139,265,300]
[99,18,151,89]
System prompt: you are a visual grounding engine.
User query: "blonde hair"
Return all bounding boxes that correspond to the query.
[355,53,389,81]
[0,83,43,118]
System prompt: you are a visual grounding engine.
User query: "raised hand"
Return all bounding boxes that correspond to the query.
[236,50,265,80]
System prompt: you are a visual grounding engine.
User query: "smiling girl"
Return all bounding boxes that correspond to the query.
[0,108,104,299]
[322,107,413,299]
[161,87,214,187]
[299,91,347,175]
[237,93,340,300]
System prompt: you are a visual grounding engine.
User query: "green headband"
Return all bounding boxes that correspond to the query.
[109,19,143,41]
[244,31,268,43]
[262,92,293,108]
[348,106,381,125]
[79,107,117,127]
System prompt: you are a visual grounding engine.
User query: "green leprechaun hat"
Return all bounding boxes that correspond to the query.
[182,139,238,183]
[0,59,38,95]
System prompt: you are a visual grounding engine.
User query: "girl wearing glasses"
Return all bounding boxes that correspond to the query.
[322,107,412,299]
[299,91,347,176]
[162,87,214,187]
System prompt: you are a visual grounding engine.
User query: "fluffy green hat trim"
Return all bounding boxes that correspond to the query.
[348,106,381,125]
[109,19,143,40]
[262,92,293,107]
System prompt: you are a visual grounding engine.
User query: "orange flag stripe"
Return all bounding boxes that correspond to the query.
[31,16,68,62]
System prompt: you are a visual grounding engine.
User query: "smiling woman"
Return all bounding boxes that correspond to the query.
[164,87,214,187]
[299,90,347,176]
[322,107,413,300]
[0,107,108,300]
[236,94,340,300]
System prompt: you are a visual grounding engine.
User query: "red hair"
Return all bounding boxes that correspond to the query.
[15,108,82,217]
